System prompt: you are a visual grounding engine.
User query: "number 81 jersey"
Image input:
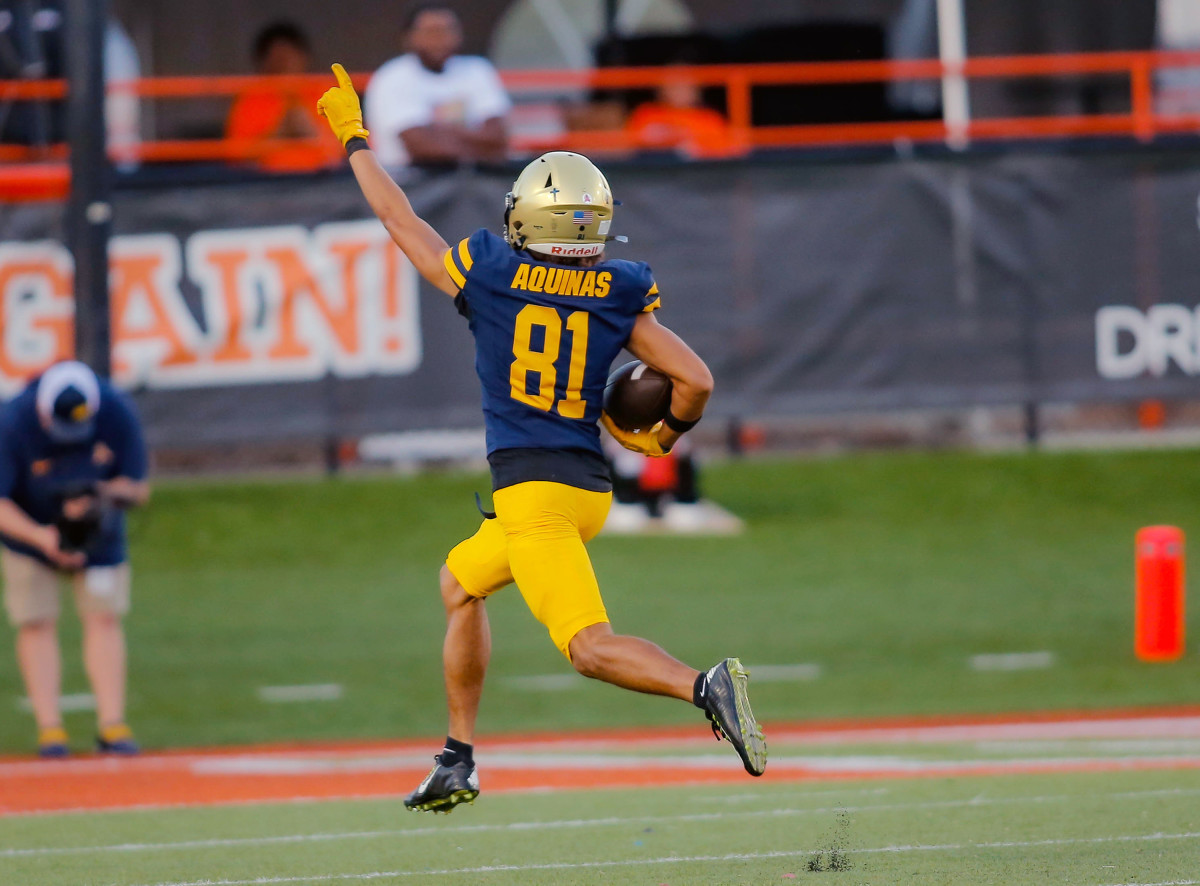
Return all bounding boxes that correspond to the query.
[445,229,661,457]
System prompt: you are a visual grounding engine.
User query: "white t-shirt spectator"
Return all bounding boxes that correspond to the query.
[365,53,512,168]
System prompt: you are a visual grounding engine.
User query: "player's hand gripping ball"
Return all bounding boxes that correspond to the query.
[604,360,673,430]
[317,63,370,146]
[601,360,674,457]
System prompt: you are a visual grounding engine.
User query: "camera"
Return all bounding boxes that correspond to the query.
[55,481,105,553]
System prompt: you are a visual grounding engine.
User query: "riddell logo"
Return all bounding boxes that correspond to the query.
[548,244,603,257]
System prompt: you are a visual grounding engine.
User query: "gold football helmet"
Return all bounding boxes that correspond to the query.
[504,152,615,259]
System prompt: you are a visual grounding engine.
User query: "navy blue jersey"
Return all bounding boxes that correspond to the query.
[0,380,148,567]
[445,229,660,458]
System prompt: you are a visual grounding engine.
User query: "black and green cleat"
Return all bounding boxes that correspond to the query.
[404,756,480,813]
[699,657,768,776]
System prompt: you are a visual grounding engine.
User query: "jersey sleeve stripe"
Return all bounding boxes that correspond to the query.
[642,297,661,313]
[446,237,473,282]
[444,249,467,290]
[458,238,475,272]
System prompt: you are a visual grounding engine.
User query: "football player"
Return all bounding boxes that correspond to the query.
[318,65,766,812]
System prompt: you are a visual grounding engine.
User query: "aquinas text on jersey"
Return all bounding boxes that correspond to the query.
[510,264,611,297]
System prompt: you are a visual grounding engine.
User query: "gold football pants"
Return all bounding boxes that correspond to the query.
[445,481,612,659]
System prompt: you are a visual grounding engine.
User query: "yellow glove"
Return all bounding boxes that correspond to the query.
[316,63,370,146]
[601,412,671,457]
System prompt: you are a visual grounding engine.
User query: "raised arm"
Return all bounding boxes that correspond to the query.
[346,149,458,296]
[318,64,458,298]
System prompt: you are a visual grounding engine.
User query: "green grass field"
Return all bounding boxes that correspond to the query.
[5,768,1199,885]
[3,447,1199,753]
[4,447,1200,885]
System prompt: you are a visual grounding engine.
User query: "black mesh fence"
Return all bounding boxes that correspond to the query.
[3,149,1200,447]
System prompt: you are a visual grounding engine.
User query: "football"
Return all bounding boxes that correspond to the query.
[603,360,673,431]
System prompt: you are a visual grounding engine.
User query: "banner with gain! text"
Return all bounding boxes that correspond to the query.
[0,222,420,394]
[0,173,485,448]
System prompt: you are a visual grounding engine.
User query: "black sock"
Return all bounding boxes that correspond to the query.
[439,736,474,767]
[692,671,709,709]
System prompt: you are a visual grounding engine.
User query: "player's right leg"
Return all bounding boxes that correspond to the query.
[497,481,697,696]
[405,518,511,813]
[497,482,767,777]
[3,549,68,757]
[568,626,766,776]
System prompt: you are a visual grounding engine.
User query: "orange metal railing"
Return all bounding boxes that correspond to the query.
[4,49,1200,198]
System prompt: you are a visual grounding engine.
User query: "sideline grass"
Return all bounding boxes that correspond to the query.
[3,768,1199,885]
[2,448,1199,752]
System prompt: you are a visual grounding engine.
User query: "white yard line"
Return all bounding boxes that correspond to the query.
[976,739,1200,754]
[743,663,822,682]
[694,786,890,804]
[189,755,428,776]
[8,787,1200,859]
[768,715,1200,746]
[15,692,95,713]
[0,793,397,819]
[185,751,1200,776]
[0,757,210,778]
[1111,786,1200,799]
[257,685,343,704]
[132,832,1200,886]
[5,713,1200,780]
[970,651,1056,671]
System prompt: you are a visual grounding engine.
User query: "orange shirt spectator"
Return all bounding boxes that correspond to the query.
[226,22,342,173]
[626,74,746,160]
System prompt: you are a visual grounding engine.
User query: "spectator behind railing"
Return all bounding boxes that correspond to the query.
[0,4,63,148]
[225,21,342,172]
[0,5,140,168]
[625,70,744,160]
[363,3,511,169]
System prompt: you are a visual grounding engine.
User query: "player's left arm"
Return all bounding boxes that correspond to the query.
[620,311,714,453]
[318,64,458,298]
[346,149,458,297]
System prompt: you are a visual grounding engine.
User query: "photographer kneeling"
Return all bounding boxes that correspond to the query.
[0,361,149,757]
